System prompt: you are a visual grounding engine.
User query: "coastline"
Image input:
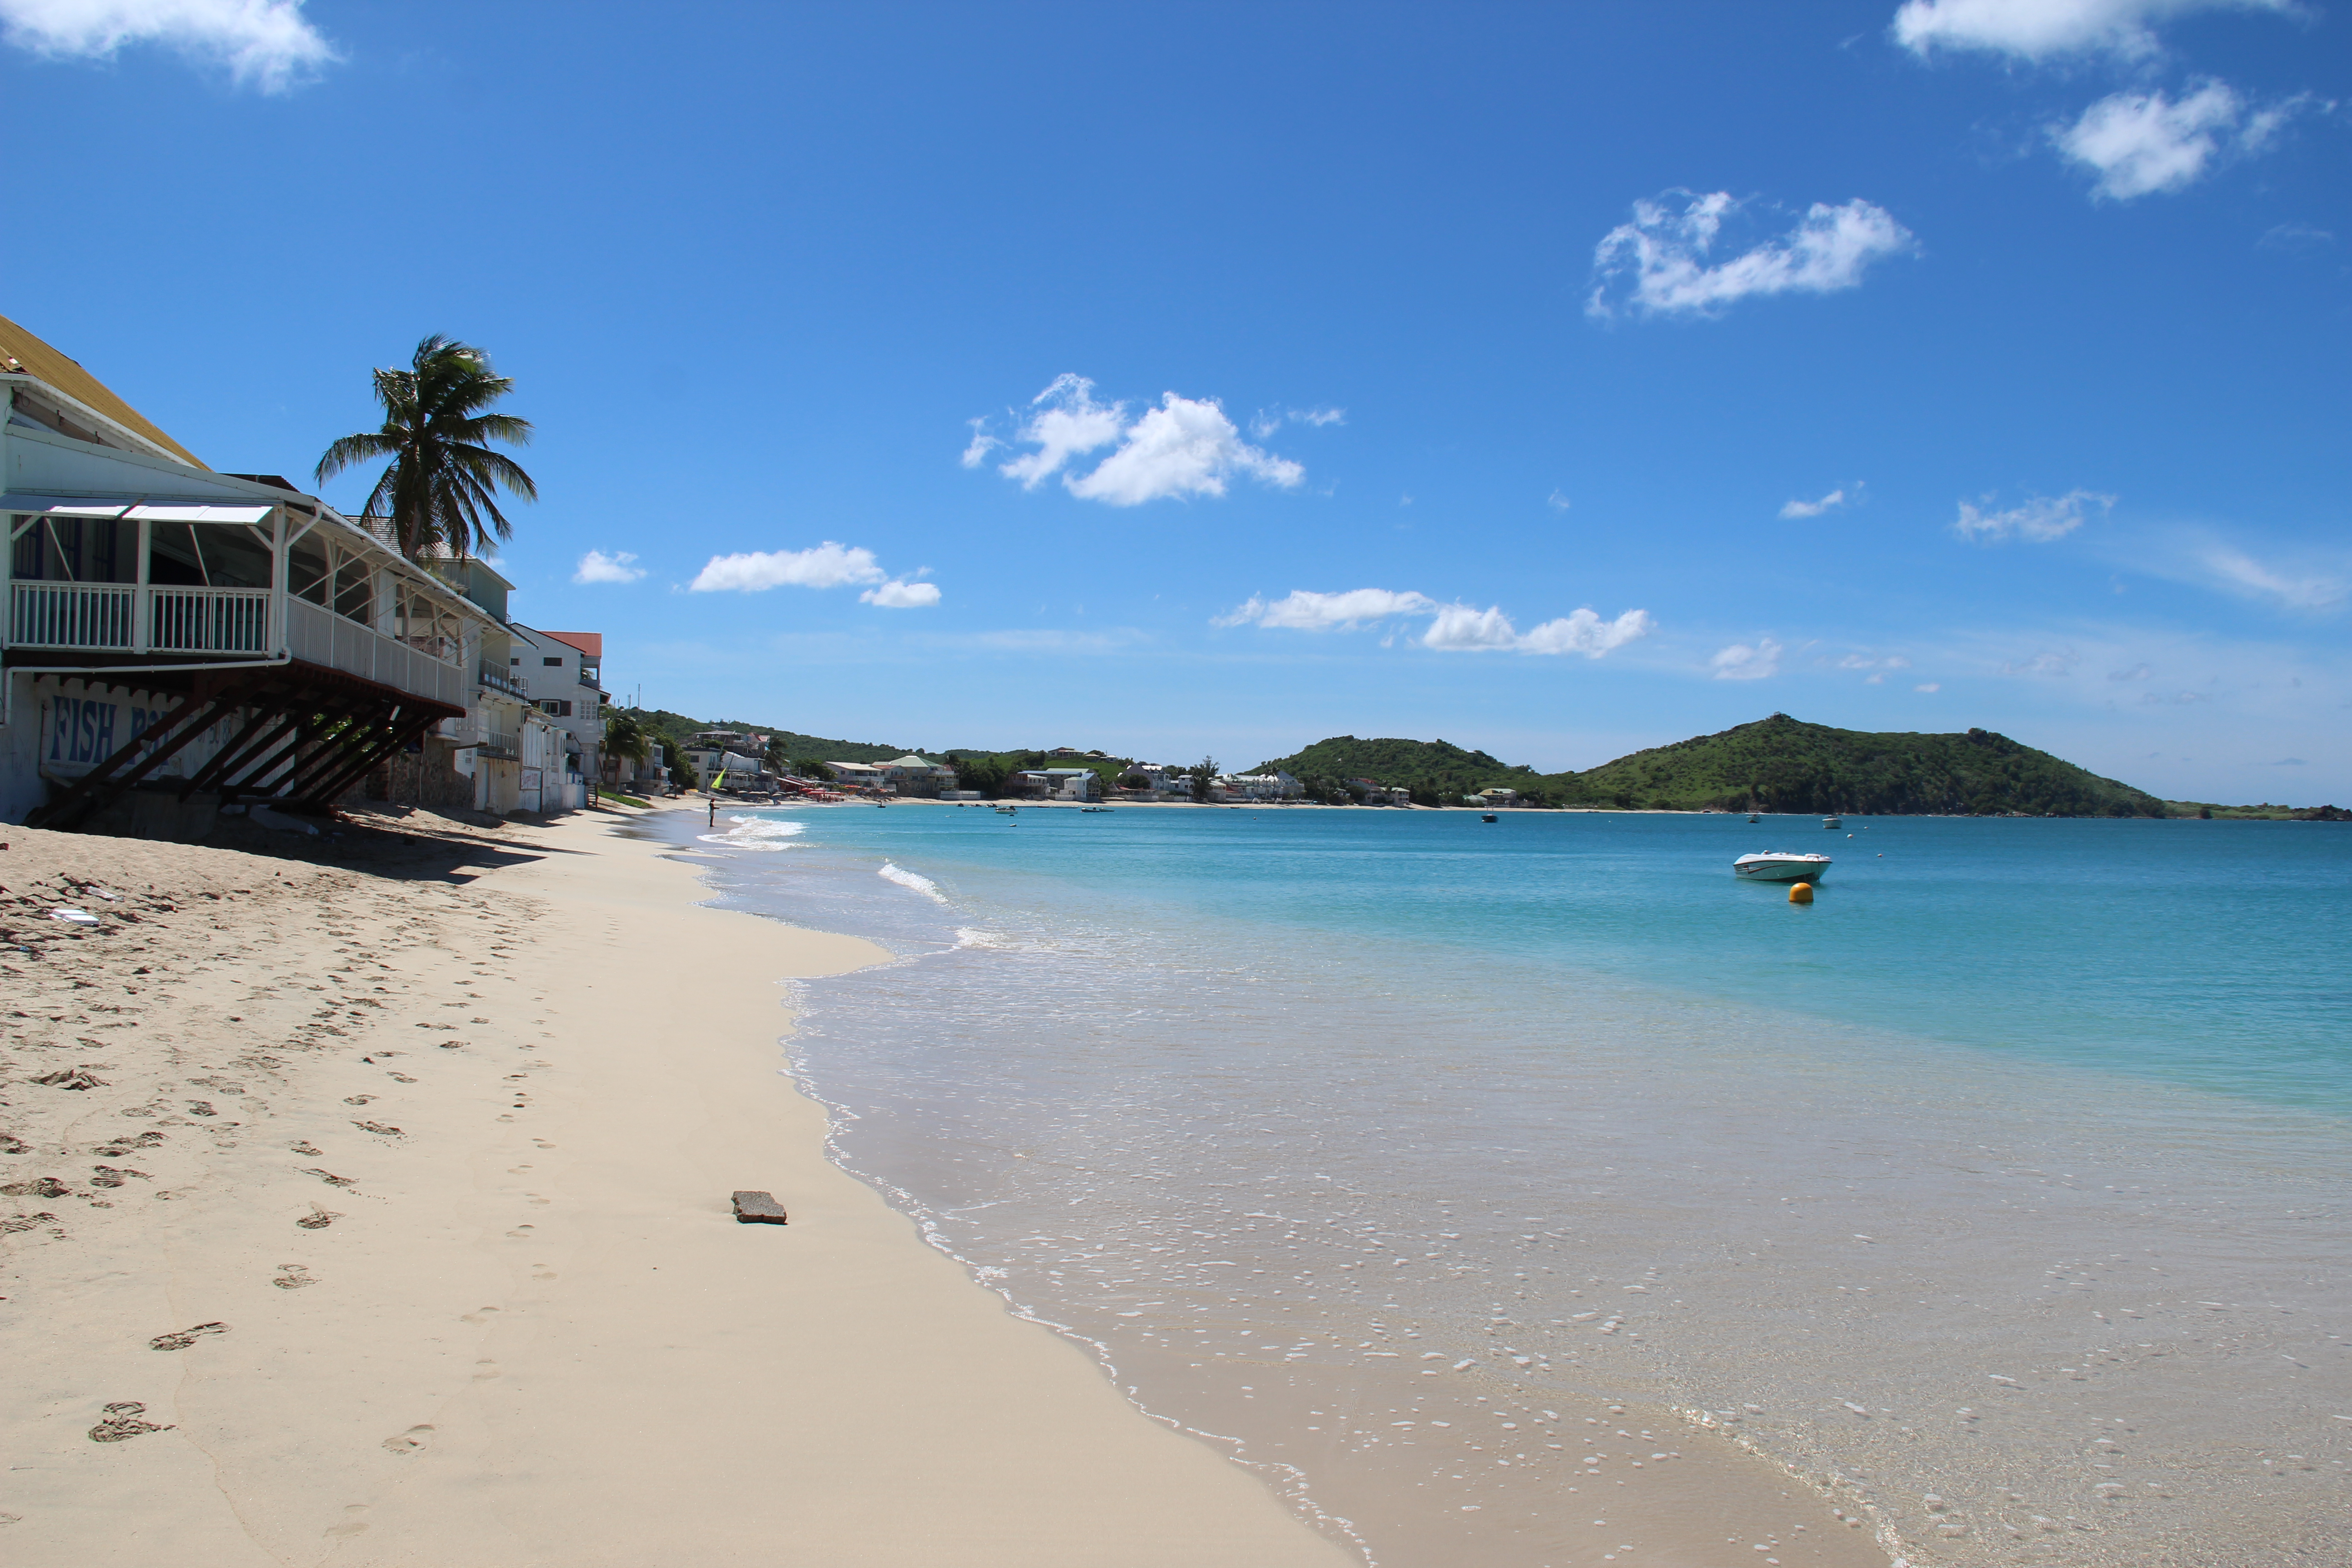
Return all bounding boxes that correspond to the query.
[1,802,1352,1566]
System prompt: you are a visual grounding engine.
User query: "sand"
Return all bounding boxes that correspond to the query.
[0,801,1353,1566]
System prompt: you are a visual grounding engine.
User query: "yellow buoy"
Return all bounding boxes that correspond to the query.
[1788,881,1815,904]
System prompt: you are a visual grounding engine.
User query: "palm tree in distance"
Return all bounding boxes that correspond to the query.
[314,335,537,561]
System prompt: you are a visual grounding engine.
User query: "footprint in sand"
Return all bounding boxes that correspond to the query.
[188,1101,216,1117]
[381,1424,435,1455]
[150,1322,230,1351]
[89,1402,174,1442]
[289,1142,321,1156]
[297,1207,341,1230]
[272,1264,316,1289]
[342,1094,376,1106]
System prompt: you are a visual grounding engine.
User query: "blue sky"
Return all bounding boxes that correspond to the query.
[3,0,2345,798]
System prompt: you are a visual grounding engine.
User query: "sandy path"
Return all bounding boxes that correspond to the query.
[1,804,1351,1567]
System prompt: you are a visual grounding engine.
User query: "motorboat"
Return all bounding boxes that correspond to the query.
[1734,852,1832,883]
[1481,813,1498,823]
[1823,815,1842,829]
[1747,813,1760,823]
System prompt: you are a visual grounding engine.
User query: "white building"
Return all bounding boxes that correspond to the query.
[879,754,957,798]
[0,312,504,829]
[1011,767,1100,802]
[512,623,604,807]
[1212,771,1303,803]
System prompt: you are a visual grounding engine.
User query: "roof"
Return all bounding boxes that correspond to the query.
[0,310,207,469]
[540,630,602,658]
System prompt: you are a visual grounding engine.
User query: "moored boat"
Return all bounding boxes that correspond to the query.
[1823,815,1842,828]
[1734,852,1832,882]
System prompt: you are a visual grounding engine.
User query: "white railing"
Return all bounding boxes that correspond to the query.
[10,581,135,648]
[150,587,270,653]
[286,598,466,708]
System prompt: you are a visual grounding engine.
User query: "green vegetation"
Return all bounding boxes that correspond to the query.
[2161,800,2349,822]
[1262,715,2172,815]
[622,709,934,767]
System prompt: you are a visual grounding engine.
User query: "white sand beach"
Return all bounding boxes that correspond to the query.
[0,802,1354,1566]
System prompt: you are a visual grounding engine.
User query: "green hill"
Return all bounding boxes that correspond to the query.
[1254,735,1542,806]
[622,709,935,765]
[1569,715,2165,816]
[1260,715,2169,816]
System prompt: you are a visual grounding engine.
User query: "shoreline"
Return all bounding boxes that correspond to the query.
[0,802,1353,1566]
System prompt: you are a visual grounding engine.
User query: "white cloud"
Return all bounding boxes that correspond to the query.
[2053,82,2300,200]
[1710,638,1783,680]
[1916,682,1942,692]
[1547,489,1573,512]
[1220,588,1653,657]
[994,374,1126,489]
[0,0,337,91]
[1503,607,1657,657]
[2003,649,2083,676]
[689,542,885,593]
[980,374,1304,506]
[2199,544,2346,611]
[1779,486,1849,519]
[573,549,646,585]
[1892,0,2289,62]
[1588,191,1917,321]
[1294,406,1346,427]
[1067,393,1303,505]
[861,579,941,608]
[1218,588,1438,630]
[1954,488,2115,542]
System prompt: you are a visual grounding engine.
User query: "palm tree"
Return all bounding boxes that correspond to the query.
[314,335,537,561]
[603,710,652,786]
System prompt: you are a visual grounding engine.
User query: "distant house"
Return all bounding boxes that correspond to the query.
[1213,771,1302,803]
[1116,762,1187,798]
[1476,787,1520,808]
[879,754,958,798]
[1012,767,1100,802]
[826,760,889,793]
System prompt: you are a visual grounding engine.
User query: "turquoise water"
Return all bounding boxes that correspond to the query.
[671,804,2352,1568]
[730,806,2352,1113]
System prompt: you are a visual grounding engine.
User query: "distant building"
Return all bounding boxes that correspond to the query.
[1012,767,1100,802]
[879,754,958,798]
[1213,771,1302,803]
[1476,787,1520,808]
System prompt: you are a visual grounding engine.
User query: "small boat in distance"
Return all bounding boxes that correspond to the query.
[1823,815,1842,829]
[1747,813,1760,823]
[1481,813,1498,823]
[1735,852,1832,883]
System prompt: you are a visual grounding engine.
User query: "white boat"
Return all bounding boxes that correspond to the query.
[1734,852,1832,883]
[1823,815,1842,829]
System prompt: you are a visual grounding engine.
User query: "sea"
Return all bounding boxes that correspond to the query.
[652,802,2351,1568]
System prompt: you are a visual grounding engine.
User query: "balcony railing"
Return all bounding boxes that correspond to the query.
[282,598,466,708]
[151,587,270,652]
[10,581,270,654]
[479,664,530,698]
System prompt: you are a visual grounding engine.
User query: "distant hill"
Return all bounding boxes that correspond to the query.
[622,709,936,765]
[1569,715,2166,816]
[1254,735,1540,806]
[1261,716,2170,816]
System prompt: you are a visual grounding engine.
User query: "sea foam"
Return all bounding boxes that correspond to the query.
[879,862,952,905]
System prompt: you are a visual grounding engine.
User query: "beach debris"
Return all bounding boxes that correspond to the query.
[88,1401,173,1442]
[88,1166,149,1188]
[302,1167,357,1188]
[352,1120,402,1137]
[732,1189,789,1225]
[1,1176,73,1198]
[0,1134,27,1153]
[150,1322,229,1351]
[1842,1401,1870,1416]
[297,1207,341,1230]
[32,1068,106,1091]
[272,1264,316,1289]
[48,907,99,924]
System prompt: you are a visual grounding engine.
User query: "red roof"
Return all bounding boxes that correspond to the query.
[542,630,602,658]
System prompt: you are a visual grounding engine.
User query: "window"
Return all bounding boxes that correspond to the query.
[539,699,573,718]
[544,656,563,666]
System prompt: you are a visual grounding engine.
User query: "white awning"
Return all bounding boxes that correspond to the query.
[0,494,132,518]
[0,495,277,524]
[126,503,277,524]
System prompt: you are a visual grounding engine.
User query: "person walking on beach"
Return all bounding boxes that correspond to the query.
[709,796,717,827]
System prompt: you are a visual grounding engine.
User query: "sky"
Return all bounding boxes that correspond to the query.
[1,0,2345,799]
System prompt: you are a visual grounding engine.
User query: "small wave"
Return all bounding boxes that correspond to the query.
[955,927,1011,949]
[701,817,808,853]
[880,862,952,905]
